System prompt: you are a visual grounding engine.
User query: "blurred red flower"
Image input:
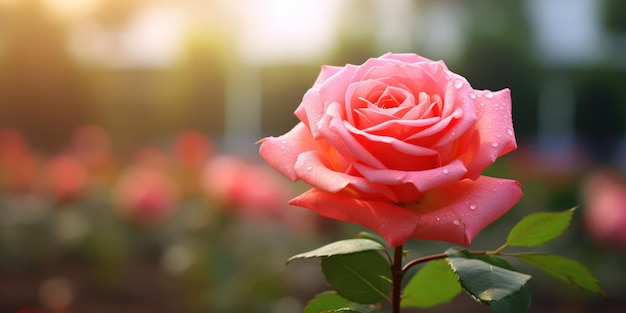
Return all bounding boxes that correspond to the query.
[114,165,178,227]
[202,155,291,221]
[173,130,213,169]
[44,154,88,202]
[582,169,626,248]
[0,128,39,192]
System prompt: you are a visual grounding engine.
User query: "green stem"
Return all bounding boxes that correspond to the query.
[391,246,404,313]
[402,250,493,274]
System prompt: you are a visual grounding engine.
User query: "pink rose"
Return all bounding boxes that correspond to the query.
[582,169,626,248]
[259,53,522,247]
[44,154,88,202]
[201,155,291,220]
[114,166,178,227]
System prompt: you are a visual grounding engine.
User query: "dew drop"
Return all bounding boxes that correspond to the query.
[442,168,450,175]
[305,165,313,171]
[491,142,499,147]
[453,219,461,226]
[485,91,494,99]
[454,80,463,89]
[507,128,514,136]
[469,205,477,210]
[469,93,476,99]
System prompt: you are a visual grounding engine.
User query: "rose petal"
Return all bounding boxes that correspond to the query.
[318,102,386,168]
[380,52,434,64]
[344,122,438,157]
[294,151,398,201]
[295,64,359,137]
[353,159,467,193]
[465,89,517,179]
[407,176,523,246]
[258,122,316,181]
[289,188,419,247]
[314,65,343,86]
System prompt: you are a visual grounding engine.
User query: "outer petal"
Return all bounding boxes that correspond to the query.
[295,64,359,137]
[289,188,419,247]
[294,151,398,202]
[258,122,315,181]
[379,52,434,64]
[407,176,523,246]
[314,65,343,86]
[465,89,517,179]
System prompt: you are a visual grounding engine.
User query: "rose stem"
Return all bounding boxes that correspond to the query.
[392,245,404,313]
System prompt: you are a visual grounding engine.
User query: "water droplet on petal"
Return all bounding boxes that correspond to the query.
[469,93,476,99]
[485,91,494,99]
[305,165,313,171]
[507,129,514,136]
[442,168,450,175]
[453,219,461,226]
[454,80,463,89]
[491,142,499,147]
[469,205,477,210]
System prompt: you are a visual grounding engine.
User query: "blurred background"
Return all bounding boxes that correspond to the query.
[0,0,625,312]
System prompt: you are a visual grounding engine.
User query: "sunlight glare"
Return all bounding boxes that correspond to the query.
[235,0,340,64]
[43,0,98,18]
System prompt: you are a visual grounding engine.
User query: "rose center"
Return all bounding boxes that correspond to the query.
[376,94,400,109]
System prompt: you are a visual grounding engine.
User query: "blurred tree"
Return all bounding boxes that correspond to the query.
[329,0,378,65]
[155,29,229,137]
[604,0,626,33]
[456,0,540,142]
[260,64,319,137]
[0,0,92,150]
[573,66,626,162]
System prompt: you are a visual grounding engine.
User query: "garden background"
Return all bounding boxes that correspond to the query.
[0,0,625,312]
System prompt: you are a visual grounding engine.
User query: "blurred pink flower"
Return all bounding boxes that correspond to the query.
[0,128,39,192]
[114,166,178,227]
[173,131,213,169]
[201,155,291,221]
[581,169,626,248]
[69,125,117,185]
[44,154,88,202]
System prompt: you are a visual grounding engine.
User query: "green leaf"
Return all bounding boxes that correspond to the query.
[327,306,382,313]
[517,253,605,296]
[473,254,516,271]
[287,239,385,265]
[506,208,575,247]
[355,231,389,249]
[446,249,532,313]
[304,291,355,313]
[304,292,381,313]
[321,251,392,304]
[489,284,533,313]
[401,259,462,308]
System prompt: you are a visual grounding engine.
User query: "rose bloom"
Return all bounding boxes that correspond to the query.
[201,155,291,221]
[44,154,88,202]
[581,169,626,248]
[173,131,213,169]
[0,128,39,192]
[113,166,178,227]
[259,53,522,247]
